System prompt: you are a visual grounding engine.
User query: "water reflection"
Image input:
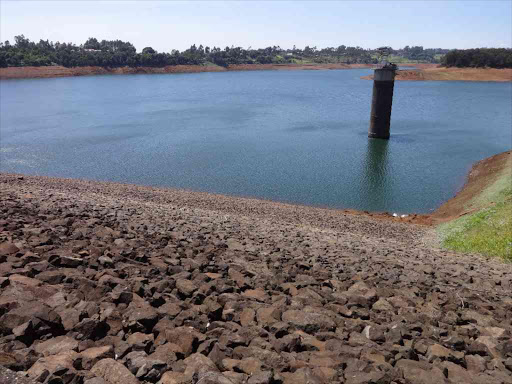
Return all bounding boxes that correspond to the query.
[360,139,392,211]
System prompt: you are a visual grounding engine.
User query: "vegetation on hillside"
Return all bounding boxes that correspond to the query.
[438,159,512,261]
[441,48,512,68]
[0,35,448,68]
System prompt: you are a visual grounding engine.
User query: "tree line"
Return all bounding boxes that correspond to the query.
[0,36,383,68]
[441,48,512,68]
[2,35,505,69]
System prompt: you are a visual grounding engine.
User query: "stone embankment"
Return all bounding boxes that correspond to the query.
[0,174,511,384]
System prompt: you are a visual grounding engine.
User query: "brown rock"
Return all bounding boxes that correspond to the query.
[242,289,268,302]
[127,332,154,351]
[247,371,273,384]
[165,327,205,357]
[80,345,114,370]
[281,367,323,384]
[123,302,158,332]
[395,359,447,384]
[0,242,19,256]
[27,351,78,379]
[34,336,79,356]
[362,325,385,342]
[176,279,198,297]
[0,366,39,384]
[282,309,336,333]
[150,343,184,365]
[240,308,256,327]
[91,358,140,384]
[372,298,393,312]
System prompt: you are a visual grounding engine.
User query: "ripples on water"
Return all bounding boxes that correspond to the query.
[1,69,511,213]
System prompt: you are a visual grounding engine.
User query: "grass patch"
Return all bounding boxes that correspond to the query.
[437,160,512,261]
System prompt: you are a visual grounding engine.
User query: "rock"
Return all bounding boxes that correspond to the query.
[49,255,83,268]
[345,370,390,384]
[165,327,205,357]
[474,336,500,358]
[362,325,385,342]
[91,358,140,384]
[256,307,281,326]
[440,361,476,384]
[123,302,158,332]
[125,351,149,374]
[238,357,263,375]
[80,345,114,370]
[74,318,109,340]
[0,242,19,256]
[395,359,447,384]
[280,367,323,384]
[34,336,79,356]
[0,366,39,384]
[345,282,378,307]
[465,354,487,372]
[0,301,63,336]
[282,309,336,333]
[427,343,464,364]
[247,371,273,384]
[27,351,78,379]
[127,332,154,351]
[84,379,108,384]
[242,289,268,302]
[240,308,256,326]
[176,353,219,381]
[9,274,41,287]
[99,256,114,267]
[372,298,393,312]
[149,343,184,365]
[176,279,197,297]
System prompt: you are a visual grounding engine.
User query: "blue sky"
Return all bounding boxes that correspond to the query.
[1,1,511,52]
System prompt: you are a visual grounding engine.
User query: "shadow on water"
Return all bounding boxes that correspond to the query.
[358,139,392,211]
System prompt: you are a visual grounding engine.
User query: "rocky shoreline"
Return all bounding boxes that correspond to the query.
[1,173,511,384]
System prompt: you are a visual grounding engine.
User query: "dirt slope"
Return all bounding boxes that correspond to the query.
[1,173,511,384]
[432,151,511,223]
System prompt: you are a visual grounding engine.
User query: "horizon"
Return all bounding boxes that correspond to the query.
[1,0,511,52]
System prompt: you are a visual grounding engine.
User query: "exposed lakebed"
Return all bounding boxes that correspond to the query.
[1,69,511,213]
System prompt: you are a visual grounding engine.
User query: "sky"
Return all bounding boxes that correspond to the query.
[1,0,511,52]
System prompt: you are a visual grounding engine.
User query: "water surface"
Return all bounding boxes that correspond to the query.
[1,69,510,213]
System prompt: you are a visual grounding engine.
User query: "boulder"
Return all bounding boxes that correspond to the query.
[91,358,140,384]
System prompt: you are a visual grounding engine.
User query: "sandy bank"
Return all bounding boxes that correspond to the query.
[362,67,512,82]
[0,63,376,80]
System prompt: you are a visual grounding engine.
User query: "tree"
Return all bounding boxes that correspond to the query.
[14,35,31,49]
[84,37,100,50]
[142,47,156,55]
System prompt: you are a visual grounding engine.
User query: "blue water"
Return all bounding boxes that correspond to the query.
[1,69,511,213]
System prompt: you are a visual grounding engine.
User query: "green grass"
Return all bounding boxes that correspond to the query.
[437,159,512,261]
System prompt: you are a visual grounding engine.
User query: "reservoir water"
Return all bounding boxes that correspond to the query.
[1,69,511,213]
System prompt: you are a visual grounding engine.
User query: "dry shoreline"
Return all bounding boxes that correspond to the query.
[362,67,512,82]
[2,63,510,82]
[0,63,376,80]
